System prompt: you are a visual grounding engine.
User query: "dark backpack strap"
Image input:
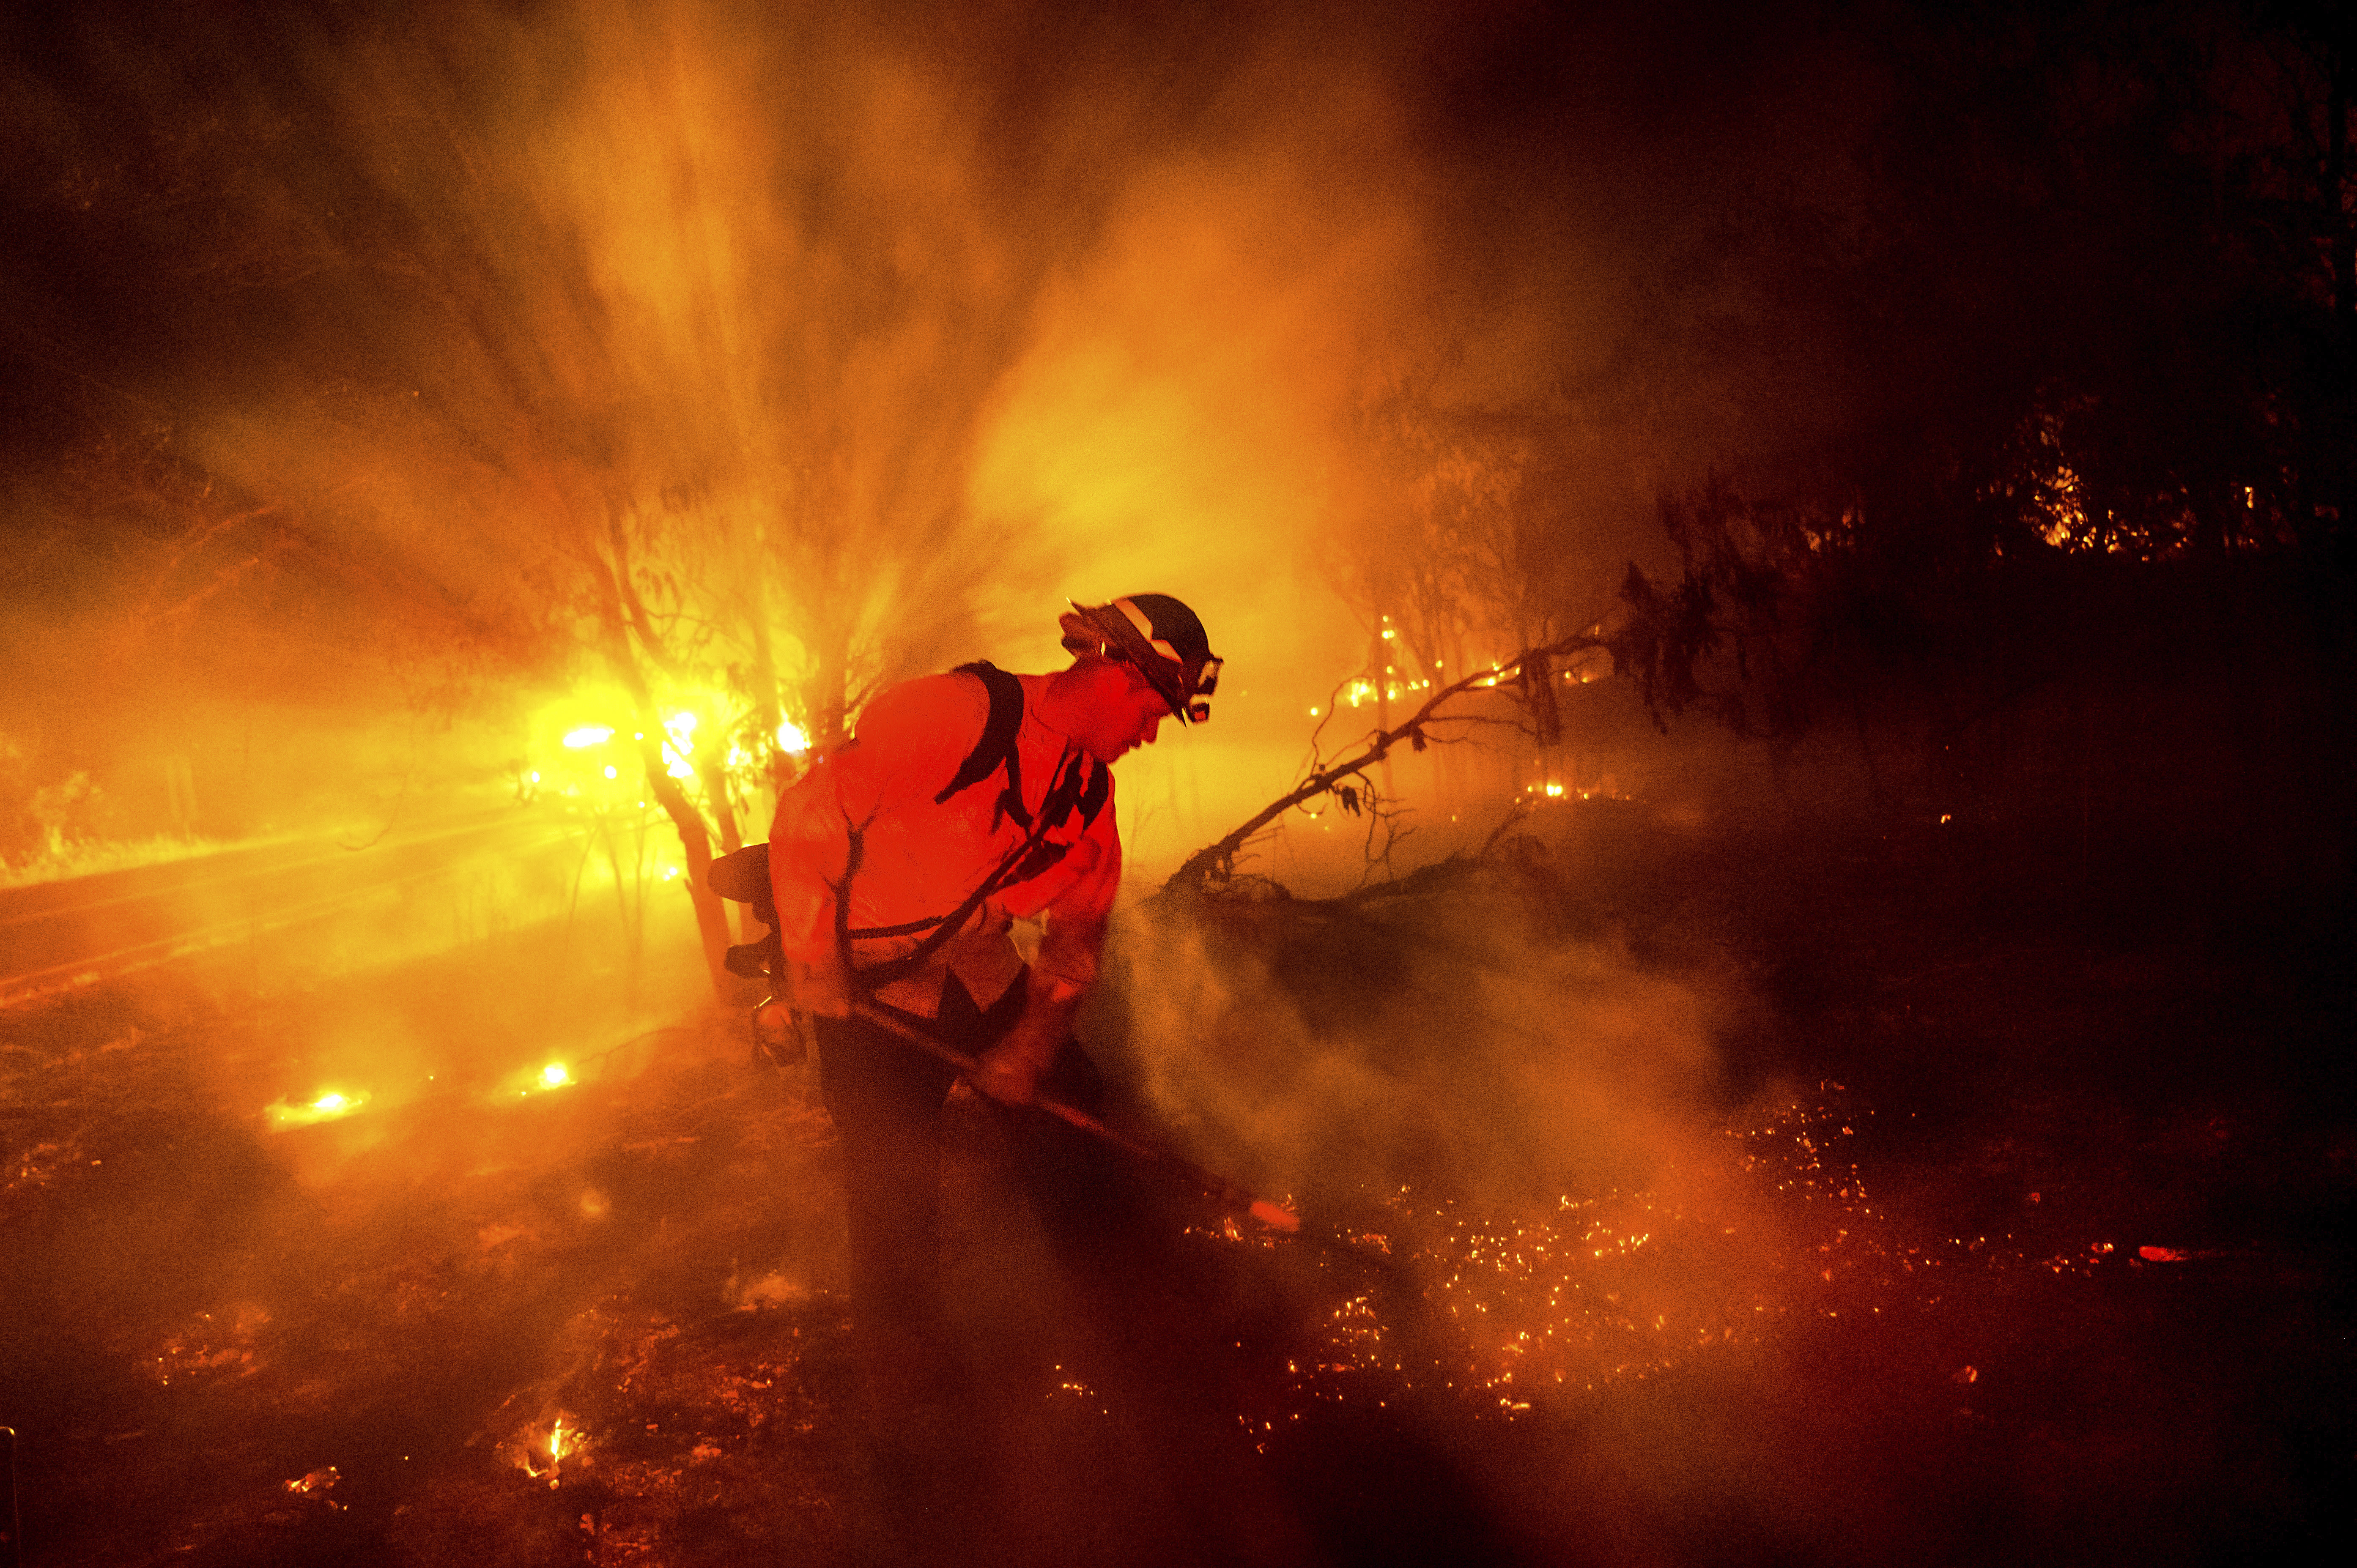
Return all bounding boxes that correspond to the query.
[932,662,1029,828]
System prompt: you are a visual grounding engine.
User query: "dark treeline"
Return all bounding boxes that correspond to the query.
[1311,0,2354,906]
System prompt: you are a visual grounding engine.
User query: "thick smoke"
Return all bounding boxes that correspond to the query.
[1,0,1909,867]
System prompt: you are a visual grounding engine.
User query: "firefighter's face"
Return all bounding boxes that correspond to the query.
[1079,657,1171,761]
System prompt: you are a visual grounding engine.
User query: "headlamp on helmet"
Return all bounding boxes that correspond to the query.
[1058,593,1222,724]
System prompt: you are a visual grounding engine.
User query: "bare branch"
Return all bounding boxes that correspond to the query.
[1159,630,1610,897]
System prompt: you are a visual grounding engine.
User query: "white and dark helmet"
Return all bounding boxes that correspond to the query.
[1058,594,1222,724]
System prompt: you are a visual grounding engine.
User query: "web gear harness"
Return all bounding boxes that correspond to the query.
[711,661,1110,996]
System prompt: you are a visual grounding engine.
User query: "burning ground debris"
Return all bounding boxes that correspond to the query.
[0,800,2349,1565]
[140,1305,271,1388]
[1225,1085,2171,1446]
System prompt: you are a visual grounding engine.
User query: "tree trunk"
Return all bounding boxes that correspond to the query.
[587,549,740,1000]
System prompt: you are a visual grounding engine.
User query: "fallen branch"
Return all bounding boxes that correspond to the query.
[1161,632,1612,897]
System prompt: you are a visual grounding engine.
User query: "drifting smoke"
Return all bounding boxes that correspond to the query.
[1,0,1910,867]
[1109,829,1747,1217]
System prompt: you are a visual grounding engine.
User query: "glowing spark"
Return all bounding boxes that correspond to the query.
[1544,783,1565,797]
[313,1093,348,1113]
[603,765,619,780]
[541,1064,570,1089]
[562,726,613,749]
[776,718,809,753]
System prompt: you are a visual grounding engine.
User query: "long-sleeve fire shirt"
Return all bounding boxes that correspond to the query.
[765,670,1122,1019]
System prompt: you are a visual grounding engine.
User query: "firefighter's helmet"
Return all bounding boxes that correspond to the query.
[1059,594,1222,723]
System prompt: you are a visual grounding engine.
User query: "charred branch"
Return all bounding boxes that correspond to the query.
[1161,630,1612,898]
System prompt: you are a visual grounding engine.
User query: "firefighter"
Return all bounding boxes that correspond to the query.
[763,594,1220,1422]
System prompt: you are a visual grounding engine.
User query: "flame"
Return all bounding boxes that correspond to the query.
[266,1090,369,1129]
[517,1414,580,1486]
[661,711,698,780]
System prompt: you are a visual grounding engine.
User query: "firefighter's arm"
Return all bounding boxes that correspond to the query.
[767,763,858,1019]
[768,840,854,1019]
[974,813,1121,1106]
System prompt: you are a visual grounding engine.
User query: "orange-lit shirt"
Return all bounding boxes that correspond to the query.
[765,670,1121,1018]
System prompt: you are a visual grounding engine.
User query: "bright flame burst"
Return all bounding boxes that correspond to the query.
[661,710,698,780]
[510,1062,576,1098]
[266,1090,370,1130]
[527,687,809,812]
[516,1414,581,1487]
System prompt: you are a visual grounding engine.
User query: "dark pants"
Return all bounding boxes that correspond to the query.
[814,974,1113,1402]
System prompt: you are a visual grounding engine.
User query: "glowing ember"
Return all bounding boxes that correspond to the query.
[1236,1086,2150,1436]
[1248,1199,1302,1233]
[282,1466,342,1507]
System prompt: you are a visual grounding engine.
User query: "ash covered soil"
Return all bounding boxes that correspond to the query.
[3,800,2351,1567]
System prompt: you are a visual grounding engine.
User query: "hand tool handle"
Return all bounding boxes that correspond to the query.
[846,999,1298,1232]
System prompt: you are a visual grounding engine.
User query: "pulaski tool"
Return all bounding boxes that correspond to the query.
[710,839,1296,1233]
[844,998,1301,1235]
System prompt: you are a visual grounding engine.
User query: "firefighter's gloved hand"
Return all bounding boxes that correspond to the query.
[966,981,1070,1113]
[973,1040,1046,1107]
[785,955,854,1019]
[974,971,1081,1106]
[751,998,808,1067]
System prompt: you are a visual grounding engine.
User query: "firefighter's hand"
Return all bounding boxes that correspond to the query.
[973,1038,1048,1107]
[785,955,853,1019]
[751,998,808,1067]
[975,971,1083,1106]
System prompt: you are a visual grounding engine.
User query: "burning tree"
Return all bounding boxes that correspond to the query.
[0,1,1112,995]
